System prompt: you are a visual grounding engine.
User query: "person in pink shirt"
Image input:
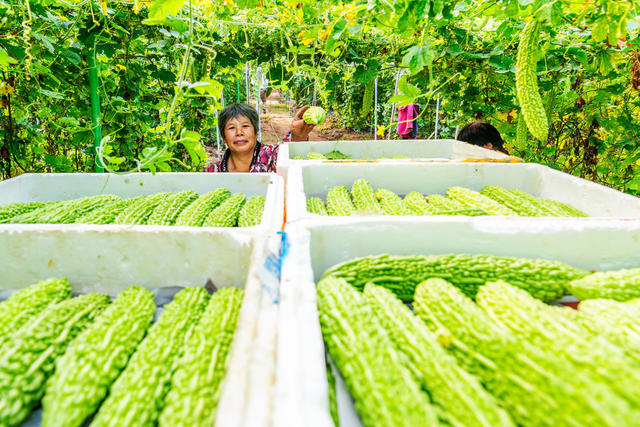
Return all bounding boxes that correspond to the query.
[205,104,316,172]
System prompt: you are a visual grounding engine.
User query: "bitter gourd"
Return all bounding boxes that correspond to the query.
[322,253,587,301]
[374,188,413,215]
[306,152,327,160]
[567,267,640,301]
[302,107,327,125]
[414,278,637,427]
[480,185,548,216]
[363,283,515,427]
[158,287,243,427]
[426,194,485,216]
[42,287,155,427]
[351,179,381,212]
[90,287,209,427]
[175,188,231,227]
[326,186,355,216]
[548,199,588,217]
[514,113,528,150]
[404,191,437,215]
[361,81,373,117]
[578,299,640,363]
[477,280,640,407]
[238,195,266,227]
[307,197,328,215]
[316,276,439,427]
[114,192,172,225]
[0,201,50,223]
[0,293,110,426]
[203,192,246,227]
[147,191,199,226]
[447,187,518,216]
[0,278,71,342]
[75,197,143,225]
[326,359,339,427]
[515,20,549,142]
[507,190,562,216]
[12,195,120,224]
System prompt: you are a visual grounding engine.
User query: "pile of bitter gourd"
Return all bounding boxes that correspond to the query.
[0,189,266,227]
[307,179,588,217]
[0,278,243,427]
[318,254,640,427]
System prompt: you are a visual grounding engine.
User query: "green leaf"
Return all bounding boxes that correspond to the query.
[147,0,184,20]
[402,45,434,75]
[142,18,188,32]
[236,0,260,8]
[591,17,608,43]
[0,46,17,69]
[38,89,65,100]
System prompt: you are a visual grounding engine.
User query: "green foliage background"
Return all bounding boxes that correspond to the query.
[1,0,638,195]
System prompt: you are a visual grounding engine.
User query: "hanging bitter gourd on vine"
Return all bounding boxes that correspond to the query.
[515,20,549,142]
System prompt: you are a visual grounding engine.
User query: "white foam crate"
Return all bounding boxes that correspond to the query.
[277,139,513,176]
[286,162,640,221]
[0,172,285,288]
[3,231,282,427]
[0,172,284,230]
[276,219,640,427]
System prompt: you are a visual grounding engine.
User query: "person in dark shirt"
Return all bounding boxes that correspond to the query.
[457,121,507,154]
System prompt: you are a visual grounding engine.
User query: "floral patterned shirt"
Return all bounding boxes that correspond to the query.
[205,143,279,173]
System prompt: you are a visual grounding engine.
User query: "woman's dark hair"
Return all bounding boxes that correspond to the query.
[218,103,259,141]
[456,121,506,153]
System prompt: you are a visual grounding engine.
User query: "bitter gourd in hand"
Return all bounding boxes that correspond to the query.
[567,268,640,301]
[316,276,438,427]
[322,253,587,301]
[0,277,71,342]
[414,278,637,427]
[477,280,640,407]
[41,287,155,427]
[515,20,549,141]
[158,287,243,427]
[90,287,209,427]
[363,283,515,427]
[0,293,110,427]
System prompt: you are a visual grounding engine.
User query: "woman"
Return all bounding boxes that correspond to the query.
[206,103,315,173]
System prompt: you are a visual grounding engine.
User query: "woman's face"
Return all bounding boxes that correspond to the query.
[223,115,257,155]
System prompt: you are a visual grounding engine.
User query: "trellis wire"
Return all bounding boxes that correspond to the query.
[374,76,378,140]
[388,69,402,139]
